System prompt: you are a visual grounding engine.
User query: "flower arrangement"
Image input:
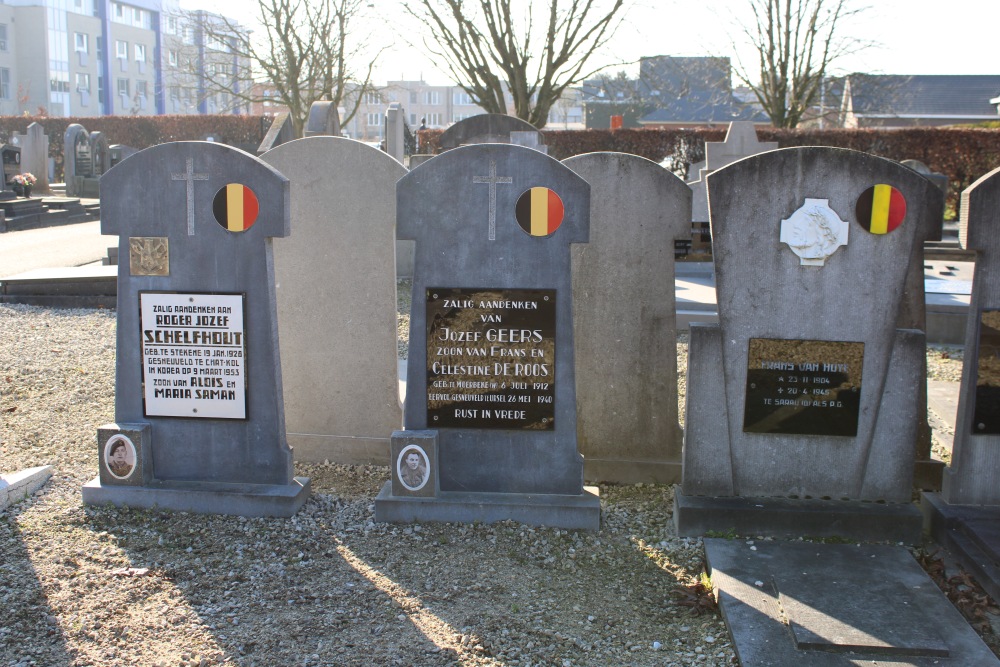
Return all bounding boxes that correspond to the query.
[12,173,36,186]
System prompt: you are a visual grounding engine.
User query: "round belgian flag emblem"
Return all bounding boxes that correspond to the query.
[855,184,906,234]
[213,184,259,233]
[515,187,564,237]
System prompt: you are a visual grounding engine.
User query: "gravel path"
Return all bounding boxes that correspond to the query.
[0,303,977,667]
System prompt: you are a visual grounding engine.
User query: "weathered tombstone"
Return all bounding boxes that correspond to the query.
[256,112,295,155]
[384,103,407,163]
[64,124,90,196]
[303,101,341,138]
[565,152,690,483]
[675,146,939,543]
[262,137,405,464]
[82,141,309,516]
[90,131,109,176]
[0,144,20,193]
[108,144,138,169]
[924,167,1000,600]
[438,114,543,151]
[375,144,600,529]
[11,123,50,192]
[510,131,548,155]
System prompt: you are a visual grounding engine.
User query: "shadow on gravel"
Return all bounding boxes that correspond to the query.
[0,505,75,666]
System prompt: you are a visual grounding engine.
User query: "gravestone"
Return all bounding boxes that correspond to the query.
[438,114,543,151]
[385,103,407,162]
[375,143,600,529]
[923,166,1000,600]
[64,124,89,197]
[90,131,109,177]
[675,146,939,543]
[109,144,138,169]
[303,101,341,138]
[256,112,295,155]
[11,123,50,191]
[81,141,309,517]
[0,144,20,193]
[565,152,690,483]
[263,137,405,464]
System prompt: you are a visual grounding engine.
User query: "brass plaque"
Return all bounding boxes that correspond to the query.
[744,338,864,436]
[129,237,169,276]
[426,288,556,430]
[973,310,1000,434]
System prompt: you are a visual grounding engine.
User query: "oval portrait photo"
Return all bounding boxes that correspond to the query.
[104,434,137,480]
[397,444,429,492]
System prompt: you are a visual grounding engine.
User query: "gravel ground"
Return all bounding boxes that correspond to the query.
[0,302,981,667]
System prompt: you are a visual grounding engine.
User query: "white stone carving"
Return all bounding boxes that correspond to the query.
[779,198,849,266]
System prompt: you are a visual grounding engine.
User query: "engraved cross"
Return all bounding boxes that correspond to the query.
[171,158,209,236]
[473,160,512,241]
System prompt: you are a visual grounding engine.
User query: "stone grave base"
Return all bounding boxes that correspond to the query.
[674,491,923,543]
[705,538,1000,666]
[1,465,54,512]
[584,458,681,485]
[82,476,311,518]
[923,492,1000,602]
[374,483,601,530]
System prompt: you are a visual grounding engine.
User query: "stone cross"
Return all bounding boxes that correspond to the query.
[473,159,512,241]
[171,157,209,235]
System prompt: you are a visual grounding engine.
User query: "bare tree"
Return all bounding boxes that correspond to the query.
[178,0,381,136]
[403,0,628,129]
[732,0,867,128]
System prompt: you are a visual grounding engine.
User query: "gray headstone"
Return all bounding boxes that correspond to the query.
[81,141,309,517]
[438,114,542,151]
[942,166,1000,504]
[64,124,89,196]
[385,103,407,163]
[90,131,110,177]
[303,101,341,138]
[11,123,50,191]
[257,112,295,154]
[679,148,938,516]
[376,144,599,529]
[565,152,690,484]
[263,137,405,465]
[689,121,777,223]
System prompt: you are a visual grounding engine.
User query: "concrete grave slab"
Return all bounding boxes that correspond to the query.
[0,466,54,512]
[82,141,309,517]
[705,538,1000,666]
[376,143,599,529]
[263,137,405,465]
[565,152,690,484]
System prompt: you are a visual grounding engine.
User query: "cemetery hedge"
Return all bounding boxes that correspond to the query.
[420,126,1000,216]
[0,114,269,182]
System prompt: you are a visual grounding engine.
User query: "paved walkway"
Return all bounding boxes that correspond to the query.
[0,220,115,278]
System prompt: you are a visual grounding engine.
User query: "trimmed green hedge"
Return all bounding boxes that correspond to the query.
[0,115,269,182]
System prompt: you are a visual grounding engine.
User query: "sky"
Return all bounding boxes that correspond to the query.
[180,0,998,86]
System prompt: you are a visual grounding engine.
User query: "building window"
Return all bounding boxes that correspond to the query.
[114,3,124,19]
[74,32,88,52]
[76,72,90,92]
[409,92,417,104]
[0,68,9,100]
[170,85,180,100]
[366,113,381,126]
[424,91,440,105]
[426,112,442,125]
[134,43,145,62]
[454,91,472,106]
[0,24,8,52]
[165,15,178,34]
[115,40,128,59]
[168,49,178,67]
[136,80,147,97]
[364,91,381,105]
[117,77,129,96]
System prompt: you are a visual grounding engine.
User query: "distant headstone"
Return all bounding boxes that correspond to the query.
[90,131,109,177]
[11,123,49,191]
[375,144,600,529]
[303,101,341,138]
[257,112,295,155]
[108,144,138,169]
[902,159,949,218]
[0,144,20,193]
[565,152,690,483]
[385,103,407,162]
[675,147,940,543]
[263,137,405,464]
[438,114,542,151]
[64,124,89,197]
[82,141,310,517]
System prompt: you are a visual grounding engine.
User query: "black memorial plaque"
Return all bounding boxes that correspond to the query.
[973,310,1000,435]
[426,288,556,430]
[743,338,864,436]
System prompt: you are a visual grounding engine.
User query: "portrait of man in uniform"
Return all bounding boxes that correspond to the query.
[105,436,136,479]
[397,445,429,491]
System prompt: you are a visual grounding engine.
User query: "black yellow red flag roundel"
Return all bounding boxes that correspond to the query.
[515,187,564,237]
[855,184,906,234]
[213,184,259,232]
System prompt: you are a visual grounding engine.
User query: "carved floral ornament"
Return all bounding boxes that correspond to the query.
[779,198,849,267]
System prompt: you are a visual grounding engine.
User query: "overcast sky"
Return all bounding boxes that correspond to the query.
[181,0,998,85]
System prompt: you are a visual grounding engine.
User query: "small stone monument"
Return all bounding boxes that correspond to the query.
[263,137,405,464]
[375,143,599,529]
[675,146,940,543]
[11,123,50,192]
[82,141,309,517]
[64,124,90,197]
[924,166,1000,599]
[565,152,690,483]
[438,114,543,151]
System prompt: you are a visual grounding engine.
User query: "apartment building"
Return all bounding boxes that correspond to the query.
[0,0,248,117]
